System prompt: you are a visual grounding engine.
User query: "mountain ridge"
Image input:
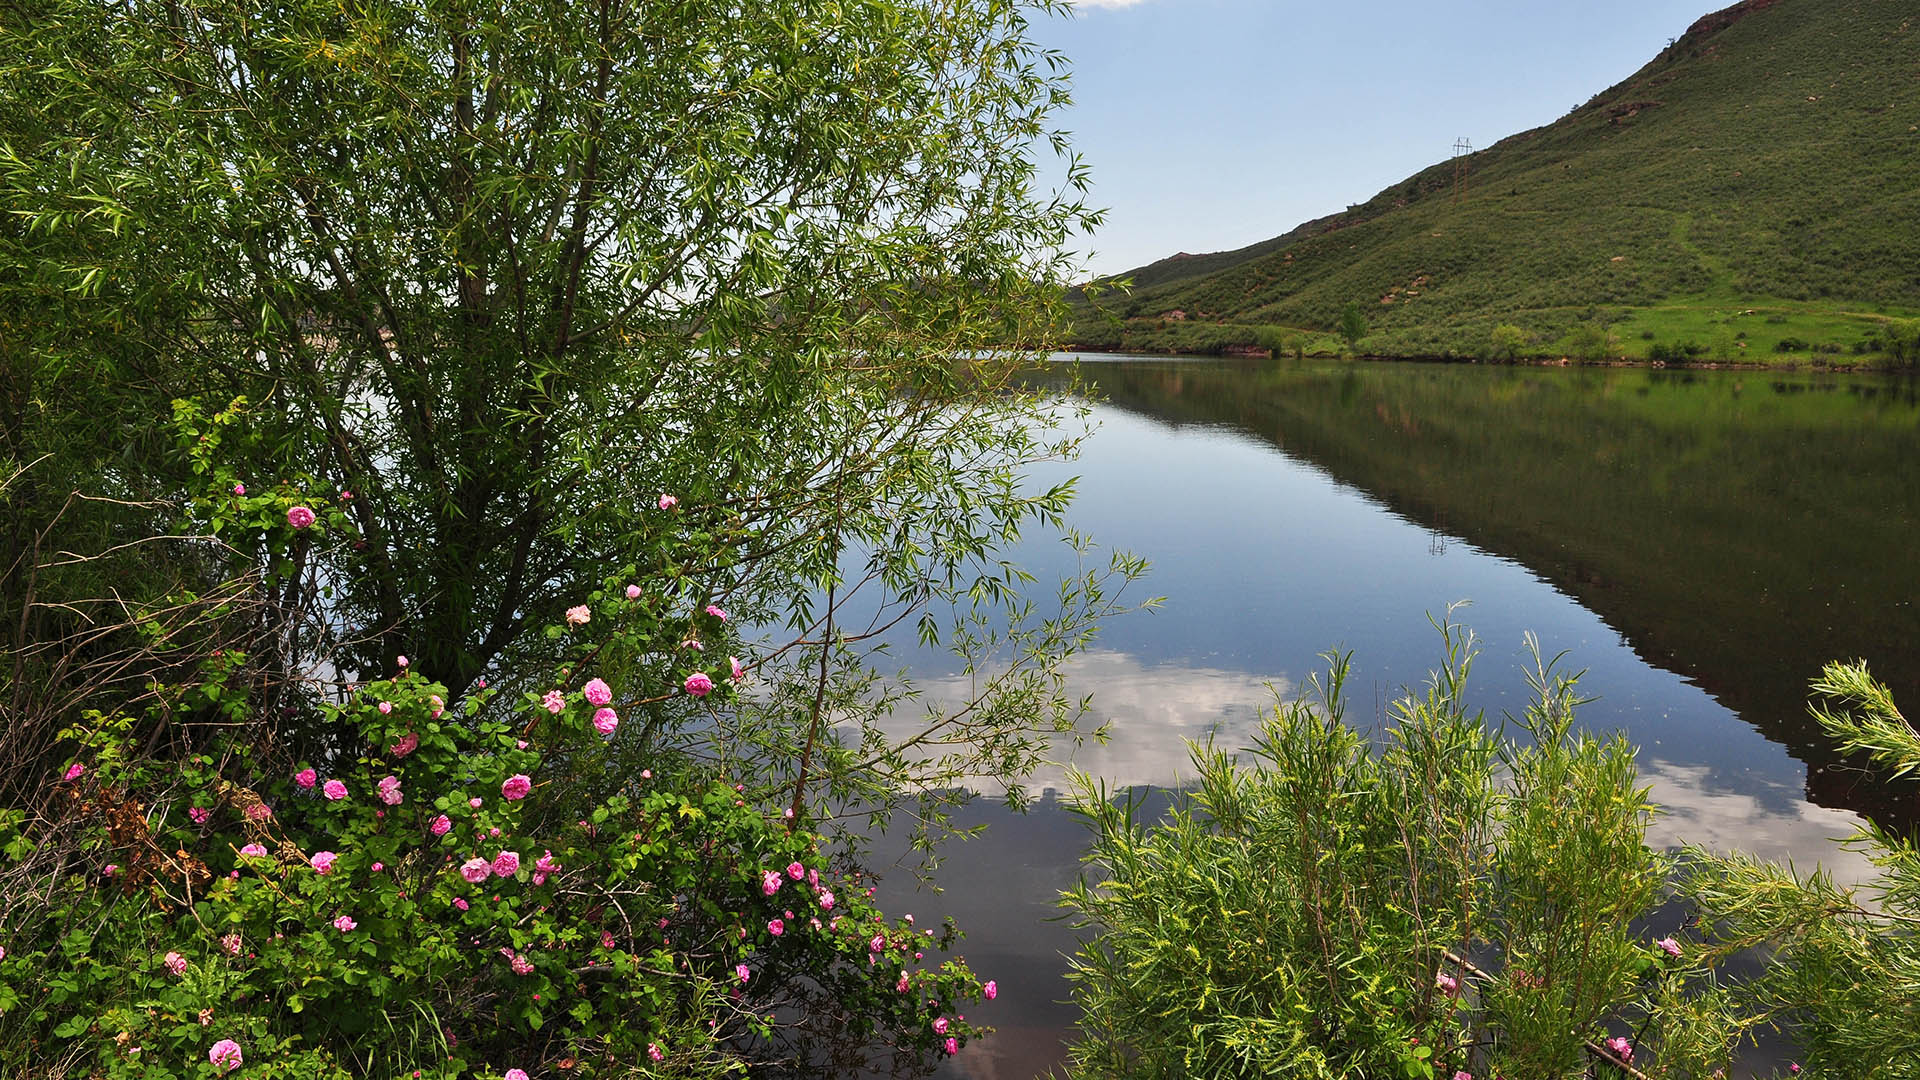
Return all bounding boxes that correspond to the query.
[1072,0,1920,364]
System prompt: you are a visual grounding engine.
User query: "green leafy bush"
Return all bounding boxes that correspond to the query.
[1,633,986,1079]
[1060,623,1715,1080]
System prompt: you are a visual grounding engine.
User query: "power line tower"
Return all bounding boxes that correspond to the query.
[1452,137,1473,203]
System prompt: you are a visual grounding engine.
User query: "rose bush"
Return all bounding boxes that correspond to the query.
[3,646,987,1078]
[0,476,991,1078]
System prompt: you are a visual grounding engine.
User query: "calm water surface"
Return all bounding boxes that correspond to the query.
[880,355,1920,1080]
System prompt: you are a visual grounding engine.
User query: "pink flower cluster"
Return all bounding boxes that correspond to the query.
[377,775,403,806]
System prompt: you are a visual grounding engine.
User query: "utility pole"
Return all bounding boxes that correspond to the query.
[1453,137,1473,203]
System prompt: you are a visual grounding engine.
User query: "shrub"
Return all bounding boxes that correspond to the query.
[1060,623,1708,1080]
[0,632,987,1079]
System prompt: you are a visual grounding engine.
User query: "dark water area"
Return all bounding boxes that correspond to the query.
[874,355,1920,1080]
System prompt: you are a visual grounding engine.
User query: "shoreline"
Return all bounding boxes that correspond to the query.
[1061,344,1920,375]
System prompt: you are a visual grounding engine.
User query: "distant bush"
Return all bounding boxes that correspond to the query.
[1775,337,1811,353]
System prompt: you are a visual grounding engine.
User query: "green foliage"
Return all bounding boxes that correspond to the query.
[1686,662,1920,1079]
[1061,621,1702,1079]
[1488,324,1528,361]
[1338,303,1369,353]
[0,598,986,1078]
[1561,321,1614,363]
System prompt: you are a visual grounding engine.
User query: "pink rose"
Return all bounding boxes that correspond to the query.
[377,700,392,715]
[390,731,419,757]
[232,482,245,495]
[734,963,750,983]
[454,897,469,911]
[238,843,268,858]
[705,604,728,621]
[509,953,533,975]
[565,605,590,626]
[761,870,782,896]
[323,779,347,800]
[786,861,805,880]
[286,505,316,529]
[377,775,403,806]
[208,1038,243,1073]
[818,890,834,911]
[188,806,211,825]
[220,933,242,956]
[504,1070,529,1080]
[1435,972,1459,996]
[648,1043,664,1062]
[501,774,532,801]
[294,767,317,789]
[625,584,642,600]
[933,1017,949,1035]
[164,951,188,976]
[395,654,408,668]
[684,672,714,697]
[869,934,885,954]
[245,802,272,821]
[768,918,784,937]
[542,689,565,714]
[730,656,745,681]
[469,797,483,808]
[657,494,678,510]
[943,1037,958,1056]
[583,678,612,706]
[1606,1037,1633,1063]
[332,914,356,932]
[491,851,520,878]
[430,814,452,836]
[460,858,491,884]
[535,850,559,873]
[1656,936,1682,958]
[62,763,85,782]
[592,707,618,734]
[896,971,910,993]
[310,851,337,874]
[984,979,997,1000]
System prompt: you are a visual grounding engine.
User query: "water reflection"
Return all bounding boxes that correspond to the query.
[867,355,1918,1078]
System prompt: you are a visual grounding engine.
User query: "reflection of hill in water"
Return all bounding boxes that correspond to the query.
[1056,358,1920,829]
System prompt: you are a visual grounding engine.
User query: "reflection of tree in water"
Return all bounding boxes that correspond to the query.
[1045,358,1920,833]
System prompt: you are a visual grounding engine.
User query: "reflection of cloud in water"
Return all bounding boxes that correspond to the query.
[909,648,1291,793]
[906,651,1883,891]
[1640,758,1879,891]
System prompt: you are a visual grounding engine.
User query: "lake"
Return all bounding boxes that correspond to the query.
[880,354,1920,1080]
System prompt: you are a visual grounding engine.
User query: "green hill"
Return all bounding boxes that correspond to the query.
[1071,0,1920,365]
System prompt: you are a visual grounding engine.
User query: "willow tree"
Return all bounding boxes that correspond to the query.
[1,0,1133,818]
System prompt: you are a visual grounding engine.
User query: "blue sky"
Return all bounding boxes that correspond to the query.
[1031,0,1712,277]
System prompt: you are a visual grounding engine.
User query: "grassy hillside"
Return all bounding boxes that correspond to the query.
[1072,0,1920,365]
